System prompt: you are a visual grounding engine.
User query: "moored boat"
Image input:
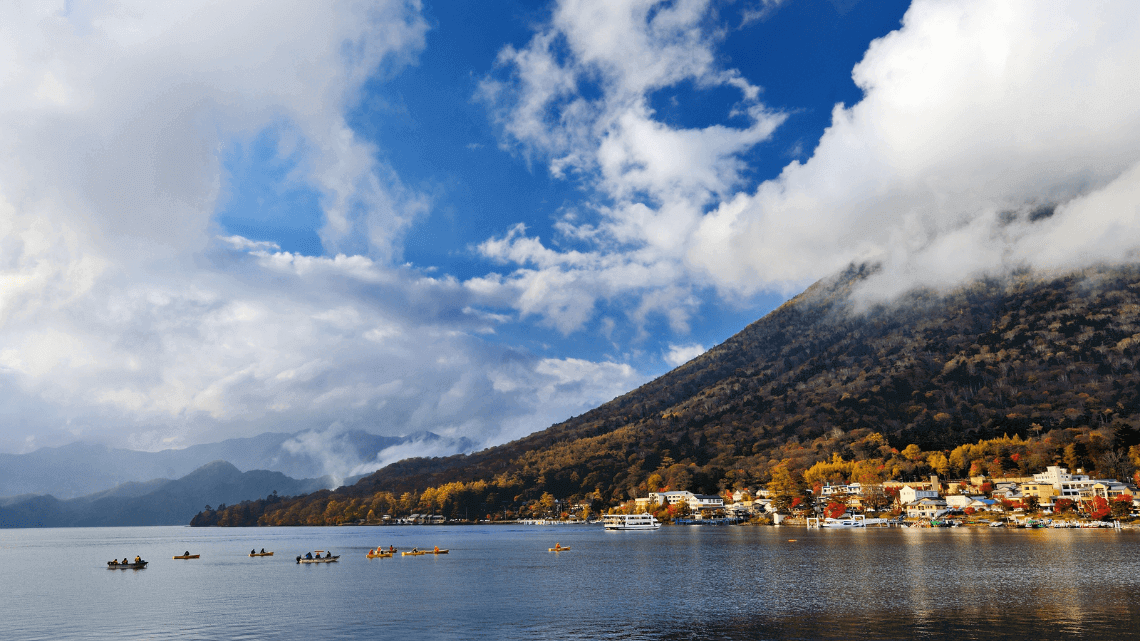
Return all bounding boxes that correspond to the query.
[603,514,660,530]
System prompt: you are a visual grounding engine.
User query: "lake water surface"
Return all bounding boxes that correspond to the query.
[2,524,1139,640]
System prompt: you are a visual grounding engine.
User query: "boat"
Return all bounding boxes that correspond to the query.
[249,551,274,557]
[107,560,147,569]
[296,553,339,564]
[548,545,571,551]
[401,548,449,556]
[173,554,200,559]
[603,513,660,530]
[820,516,865,528]
[366,550,393,558]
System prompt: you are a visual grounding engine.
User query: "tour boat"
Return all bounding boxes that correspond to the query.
[602,514,661,530]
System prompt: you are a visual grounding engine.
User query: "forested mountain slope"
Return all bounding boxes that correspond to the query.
[199,263,1140,524]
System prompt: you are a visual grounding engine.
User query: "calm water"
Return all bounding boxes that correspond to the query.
[2,524,1139,640]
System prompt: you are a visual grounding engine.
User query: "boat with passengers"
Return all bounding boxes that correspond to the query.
[603,513,661,530]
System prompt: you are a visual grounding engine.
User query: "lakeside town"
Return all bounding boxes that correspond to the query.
[613,464,1140,528]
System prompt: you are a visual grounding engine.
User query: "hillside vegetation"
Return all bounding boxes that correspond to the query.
[197,264,1140,526]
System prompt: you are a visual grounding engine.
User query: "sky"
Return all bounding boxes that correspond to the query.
[2,1,1140,467]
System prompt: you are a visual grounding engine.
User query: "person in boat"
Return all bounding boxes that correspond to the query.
[411,547,418,553]
[122,558,129,564]
[389,545,395,553]
[326,551,333,559]
[251,549,256,555]
[260,548,266,554]
[184,551,190,557]
[134,556,141,564]
[433,546,439,553]
[109,559,118,565]
[305,552,313,560]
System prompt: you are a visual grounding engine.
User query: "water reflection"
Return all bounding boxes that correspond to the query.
[1,525,1138,640]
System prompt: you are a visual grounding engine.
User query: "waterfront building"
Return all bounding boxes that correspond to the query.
[899,486,940,505]
[905,498,949,518]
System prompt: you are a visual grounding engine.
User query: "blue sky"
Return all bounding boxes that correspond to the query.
[3,1,1140,478]
[216,0,910,370]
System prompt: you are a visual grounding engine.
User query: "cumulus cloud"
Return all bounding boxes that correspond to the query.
[0,1,645,456]
[663,343,706,367]
[478,0,1140,330]
[476,0,785,335]
[689,0,1140,301]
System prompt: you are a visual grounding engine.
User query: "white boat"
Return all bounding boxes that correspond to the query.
[820,516,865,528]
[603,513,661,530]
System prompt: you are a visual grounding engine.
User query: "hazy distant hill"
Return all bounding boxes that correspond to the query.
[0,461,328,527]
[0,430,473,499]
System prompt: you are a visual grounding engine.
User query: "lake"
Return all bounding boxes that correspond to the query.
[2,524,1139,640]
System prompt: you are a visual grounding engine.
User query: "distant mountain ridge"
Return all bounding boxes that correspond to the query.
[0,429,475,500]
[0,460,329,527]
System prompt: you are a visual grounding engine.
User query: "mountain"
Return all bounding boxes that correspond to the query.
[0,429,474,499]
[197,263,1140,526]
[0,461,329,527]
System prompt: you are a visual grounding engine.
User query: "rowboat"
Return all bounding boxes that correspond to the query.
[297,554,339,564]
[249,552,274,557]
[548,545,571,551]
[173,554,200,559]
[108,560,147,569]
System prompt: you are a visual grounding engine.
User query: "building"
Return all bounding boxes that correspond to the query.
[945,495,985,509]
[905,498,949,518]
[645,491,724,514]
[899,485,940,505]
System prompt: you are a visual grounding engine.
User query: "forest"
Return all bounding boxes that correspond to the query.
[194,263,1140,527]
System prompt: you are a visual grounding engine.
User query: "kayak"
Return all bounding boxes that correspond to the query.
[401,551,425,556]
[173,554,200,559]
[297,555,339,564]
[548,546,571,551]
[366,551,393,558]
[402,549,448,556]
[108,560,147,569]
[249,552,274,557]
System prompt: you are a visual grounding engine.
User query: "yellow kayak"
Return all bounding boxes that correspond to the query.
[367,551,393,558]
[401,549,448,556]
[548,546,571,552]
[173,554,200,559]
[401,551,426,556]
[249,552,274,557]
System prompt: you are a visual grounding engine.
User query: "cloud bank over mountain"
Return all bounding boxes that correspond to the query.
[2,1,1138,466]
[480,0,1140,320]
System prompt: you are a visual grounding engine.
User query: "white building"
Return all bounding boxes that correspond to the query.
[899,486,940,505]
[905,498,949,518]
[945,495,986,508]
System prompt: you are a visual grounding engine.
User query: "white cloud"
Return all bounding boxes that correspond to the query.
[476,0,785,335]
[479,0,1140,331]
[663,343,705,367]
[689,0,1140,301]
[0,1,646,458]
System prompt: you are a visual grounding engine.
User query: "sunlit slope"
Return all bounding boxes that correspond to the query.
[341,264,1140,501]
